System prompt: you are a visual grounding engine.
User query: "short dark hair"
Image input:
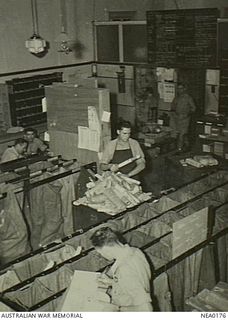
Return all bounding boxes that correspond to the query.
[14,138,28,146]
[24,127,36,134]
[117,120,131,131]
[90,227,122,248]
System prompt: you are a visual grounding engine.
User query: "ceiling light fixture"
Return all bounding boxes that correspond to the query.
[55,0,72,54]
[25,0,47,55]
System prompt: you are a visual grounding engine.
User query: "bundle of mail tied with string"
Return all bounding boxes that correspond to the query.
[73,171,152,215]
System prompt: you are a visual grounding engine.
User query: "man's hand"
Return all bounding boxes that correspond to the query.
[47,151,54,157]
[97,273,113,289]
[110,164,119,173]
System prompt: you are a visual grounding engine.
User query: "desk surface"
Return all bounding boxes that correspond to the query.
[165,153,226,189]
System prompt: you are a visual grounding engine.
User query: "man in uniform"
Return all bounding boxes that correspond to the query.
[23,127,47,155]
[1,138,28,163]
[171,83,196,152]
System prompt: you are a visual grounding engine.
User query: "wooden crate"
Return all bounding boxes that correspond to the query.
[46,83,111,164]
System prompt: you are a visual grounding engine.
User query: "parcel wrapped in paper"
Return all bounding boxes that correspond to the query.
[73,172,152,215]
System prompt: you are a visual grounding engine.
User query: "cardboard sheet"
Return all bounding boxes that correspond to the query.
[172,207,208,259]
[206,69,220,86]
[88,106,100,131]
[60,270,113,311]
[78,126,100,152]
[101,111,111,123]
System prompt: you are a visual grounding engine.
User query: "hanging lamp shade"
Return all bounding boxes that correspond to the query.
[55,0,73,54]
[25,34,46,54]
[25,0,46,54]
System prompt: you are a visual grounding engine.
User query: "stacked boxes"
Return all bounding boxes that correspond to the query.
[214,141,225,157]
[196,117,228,159]
[186,282,228,311]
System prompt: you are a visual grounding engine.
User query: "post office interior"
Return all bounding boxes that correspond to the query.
[0,0,228,313]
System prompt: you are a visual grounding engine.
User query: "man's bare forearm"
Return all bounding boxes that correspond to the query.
[127,162,145,177]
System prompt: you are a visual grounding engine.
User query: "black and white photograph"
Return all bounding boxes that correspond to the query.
[0,0,228,314]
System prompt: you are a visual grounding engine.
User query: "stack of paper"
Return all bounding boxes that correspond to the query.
[59,270,114,311]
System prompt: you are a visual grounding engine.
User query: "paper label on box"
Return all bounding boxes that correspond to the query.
[42,97,47,112]
[101,111,111,123]
[206,69,220,85]
[44,131,50,142]
[202,144,211,153]
[156,67,175,81]
[204,125,211,135]
[88,106,101,131]
[164,68,175,81]
[78,126,100,152]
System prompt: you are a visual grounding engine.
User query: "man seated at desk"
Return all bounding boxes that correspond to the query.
[23,127,47,155]
[1,138,28,163]
[100,120,145,180]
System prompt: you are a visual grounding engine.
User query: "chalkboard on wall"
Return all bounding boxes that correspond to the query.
[147,8,219,67]
[218,19,228,115]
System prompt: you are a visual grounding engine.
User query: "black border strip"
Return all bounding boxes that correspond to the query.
[0,62,93,78]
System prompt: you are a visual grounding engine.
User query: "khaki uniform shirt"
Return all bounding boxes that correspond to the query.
[108,245,152,310]
[27,138,47,155]
[1,146,21,163]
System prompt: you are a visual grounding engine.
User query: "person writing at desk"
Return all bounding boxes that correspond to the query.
[100,120,145,180]
[90,226,153,312]
[23,127,48,155]
[1,138,28,163]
